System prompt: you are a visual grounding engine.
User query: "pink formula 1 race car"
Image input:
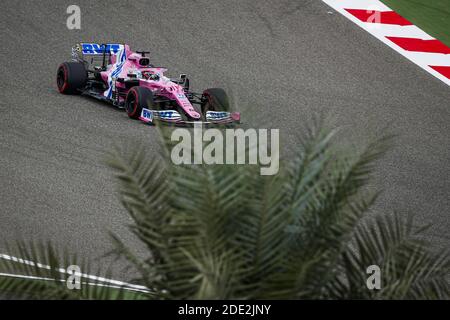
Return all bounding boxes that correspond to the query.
[57,43,240,125]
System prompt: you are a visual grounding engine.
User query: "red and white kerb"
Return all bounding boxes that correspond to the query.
[322,0,450,86]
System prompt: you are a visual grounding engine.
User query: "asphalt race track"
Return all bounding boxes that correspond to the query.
[1,0,449,280]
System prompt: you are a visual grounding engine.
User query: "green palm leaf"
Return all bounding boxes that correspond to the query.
[0,125,447,300]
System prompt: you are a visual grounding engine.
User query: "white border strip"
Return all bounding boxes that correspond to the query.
[322,0,450,86]
[0,253,151,294]
[0,273,150,294]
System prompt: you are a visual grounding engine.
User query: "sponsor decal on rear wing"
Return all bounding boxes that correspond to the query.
[72,43,123,58]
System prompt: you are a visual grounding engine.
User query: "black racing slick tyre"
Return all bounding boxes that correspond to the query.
[125,87,155,119]
[57,62,87,94]
[201,88,231,113]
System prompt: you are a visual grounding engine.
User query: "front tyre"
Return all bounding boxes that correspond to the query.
[56,62,87,94]
[125,87,154,119]
[201,88,231,113]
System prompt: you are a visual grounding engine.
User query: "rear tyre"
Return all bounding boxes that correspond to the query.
[125,87,154,119]
[201,88,230,113]
[57,62,87,94]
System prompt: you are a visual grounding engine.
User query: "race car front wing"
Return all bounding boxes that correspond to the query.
[139,108,241,125]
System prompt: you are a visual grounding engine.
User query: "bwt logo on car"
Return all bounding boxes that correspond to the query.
[142,109,153,121]
[81,43,121,54]
[207,112,229,119]
[158,111,177,119]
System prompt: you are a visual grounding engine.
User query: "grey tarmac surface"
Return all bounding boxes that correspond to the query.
[0,0,449,280]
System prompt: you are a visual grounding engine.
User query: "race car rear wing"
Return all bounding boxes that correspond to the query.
[72,43,125,71]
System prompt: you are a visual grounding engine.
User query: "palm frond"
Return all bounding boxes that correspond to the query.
[333,212,449,299]
[1,124,447,300]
